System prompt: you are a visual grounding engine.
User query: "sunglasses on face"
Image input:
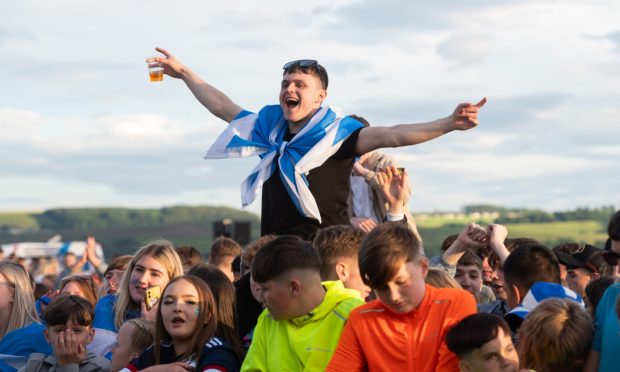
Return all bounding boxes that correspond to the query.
[282,59,327,89]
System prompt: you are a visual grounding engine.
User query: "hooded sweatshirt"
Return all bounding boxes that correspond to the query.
[19,352,109,372]
[241,280,364,372]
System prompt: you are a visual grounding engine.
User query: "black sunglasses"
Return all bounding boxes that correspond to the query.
[283,59,319,70]
[282,59,327,89]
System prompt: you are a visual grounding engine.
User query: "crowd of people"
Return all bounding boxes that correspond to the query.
[0,52,617,371]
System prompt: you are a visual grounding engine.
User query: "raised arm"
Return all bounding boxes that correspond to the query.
[354,98,487,155]
[148,47,243,123]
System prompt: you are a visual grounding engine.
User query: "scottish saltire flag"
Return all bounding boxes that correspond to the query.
[504,281,583,330]
[205,105,363,222]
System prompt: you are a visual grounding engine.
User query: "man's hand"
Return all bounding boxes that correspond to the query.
[451,98,487,130]
[350,217,378,233]
[147,47,188,79]
[52,329,87,366]
[377,166,407,213]
[352,161,370,177]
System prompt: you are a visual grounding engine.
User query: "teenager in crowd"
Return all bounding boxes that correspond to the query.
[446,313,519,372]
[242,236,363,371]
[120,276,240,371]
[93,240,184,332]
[518,298,592,372]
[327,223,476,371]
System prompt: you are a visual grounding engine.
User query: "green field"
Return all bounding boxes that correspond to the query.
[416,218,608,257]
[0,212,39,229]
[0,209,610,259]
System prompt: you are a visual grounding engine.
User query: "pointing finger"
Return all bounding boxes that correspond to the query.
[155,47,171,58]
[474,97,487,108]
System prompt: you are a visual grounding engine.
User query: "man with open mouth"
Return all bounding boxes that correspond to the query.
[148,48,486,239]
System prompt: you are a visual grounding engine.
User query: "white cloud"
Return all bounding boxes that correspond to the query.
[1,1,619,213]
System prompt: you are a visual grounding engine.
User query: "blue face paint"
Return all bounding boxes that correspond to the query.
[195,308,199,316]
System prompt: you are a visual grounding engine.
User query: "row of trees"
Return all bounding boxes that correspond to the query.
[463,205,616,224]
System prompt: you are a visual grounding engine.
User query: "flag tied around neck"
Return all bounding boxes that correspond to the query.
[205,105,363,223]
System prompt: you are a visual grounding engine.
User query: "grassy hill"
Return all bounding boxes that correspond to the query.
[0,206,612,258]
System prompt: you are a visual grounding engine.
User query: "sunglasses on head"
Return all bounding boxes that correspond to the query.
[283,59,318,70]
[282,59,327,89]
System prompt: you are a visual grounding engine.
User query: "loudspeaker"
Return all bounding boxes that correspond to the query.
[212,221,231,238]
[234,221,251,245]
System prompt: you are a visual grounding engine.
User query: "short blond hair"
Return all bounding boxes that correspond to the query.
[518,298,593,372]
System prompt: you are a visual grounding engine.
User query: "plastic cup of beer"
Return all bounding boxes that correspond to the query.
[147,58,164,82]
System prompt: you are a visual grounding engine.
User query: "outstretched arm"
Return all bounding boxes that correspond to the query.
[148,47,243,123]
[354,98,487,155]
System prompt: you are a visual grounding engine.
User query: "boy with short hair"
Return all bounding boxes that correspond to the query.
[209,237,242,282]
[327,223,476,372]
[446,313,519,372]
[313,225,371,299]
[241,235,364,371]
[21,295,109,371]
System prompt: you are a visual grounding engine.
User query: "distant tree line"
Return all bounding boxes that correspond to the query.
[463,205,616,224]
[35,206,260,231]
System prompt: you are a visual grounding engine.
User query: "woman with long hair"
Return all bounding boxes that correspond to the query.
[122,275,241,371]
[93,240,183,332]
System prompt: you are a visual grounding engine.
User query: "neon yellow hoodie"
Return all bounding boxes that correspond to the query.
[241,280,364,372]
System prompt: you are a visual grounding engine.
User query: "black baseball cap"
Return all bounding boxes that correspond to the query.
[555,244,602,271]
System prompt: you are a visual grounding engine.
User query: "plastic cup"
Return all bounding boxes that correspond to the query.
[147,57,164,82]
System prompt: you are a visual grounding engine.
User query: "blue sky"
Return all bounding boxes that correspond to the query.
[2,0,619,214]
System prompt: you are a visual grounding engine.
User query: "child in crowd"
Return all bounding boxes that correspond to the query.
[120,276,241,371]
[327,223,476,372]
[242,235,364,371]
[313,225,371,299]
[518,298,593,372]
[175,245,203,273]
[60,276,98,306]
[102,255,132,296]
[188,263,245,359]
[209,237,242,282]
[93,240,184,331]
[20,295,109,371]
[109,319,155,372]
[454,250,485,303]
[446,313,519,372]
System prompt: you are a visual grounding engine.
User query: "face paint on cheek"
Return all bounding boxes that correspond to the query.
[195,309,199,316]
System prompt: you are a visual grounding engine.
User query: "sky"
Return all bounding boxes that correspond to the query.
[2,0,619,215]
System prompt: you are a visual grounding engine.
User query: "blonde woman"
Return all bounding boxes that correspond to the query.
[0,261,52,363]
[93,240,183,332]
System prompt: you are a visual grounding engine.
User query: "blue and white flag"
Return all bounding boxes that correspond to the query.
[505,281,584,329]
[205,105,363,222]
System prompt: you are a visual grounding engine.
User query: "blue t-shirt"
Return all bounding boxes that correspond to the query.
[0,322,52,370]
[123,338,240,372]
[93,294,140,332]
[592,283,620,371]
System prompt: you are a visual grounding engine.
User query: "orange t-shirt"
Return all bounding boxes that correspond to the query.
[327,284,476,372]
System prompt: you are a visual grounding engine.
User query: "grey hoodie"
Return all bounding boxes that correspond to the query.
[18,352,110,372]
